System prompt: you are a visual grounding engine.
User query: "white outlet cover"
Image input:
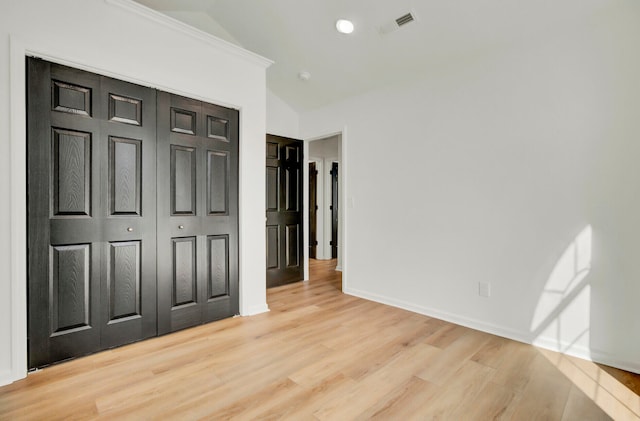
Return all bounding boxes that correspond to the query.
[479,282,491,298]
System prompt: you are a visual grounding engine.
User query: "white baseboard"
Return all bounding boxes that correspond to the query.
[335,265,342,272]
[0,369,15,387]
[533,336,640,374]
[587,349,640,374]
[532,336,591,362]
[343,286,640,375]
[241,303,270,316]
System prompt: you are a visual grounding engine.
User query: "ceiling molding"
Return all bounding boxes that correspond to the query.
[104,0,273,69]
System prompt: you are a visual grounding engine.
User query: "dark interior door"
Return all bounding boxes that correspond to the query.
[266,134,303,287]
[27,58,157,368]
[331,162,339,259]
[309,162,318,259]
[157,92,239,334]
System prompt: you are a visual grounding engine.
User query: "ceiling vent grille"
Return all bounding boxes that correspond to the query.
[395,13,415,27]
[380,11,417,35]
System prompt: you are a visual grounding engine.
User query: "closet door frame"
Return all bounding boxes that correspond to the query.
[26,58,239,368]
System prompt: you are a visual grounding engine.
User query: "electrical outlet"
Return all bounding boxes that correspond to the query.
[479,282,491,298]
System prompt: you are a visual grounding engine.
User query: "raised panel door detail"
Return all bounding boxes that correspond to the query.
[158,91,239,334]
[285,167,298,211]
[170,108,196,135]
[266,142,278,159]
[52,80,91,116]
[109,137,141,216]
[173,237,197,307]
[285,145,298,162]
[108,241,141,322]
[29,59,160,369]
[50,244,91,335]
[171,145,196,215]
[286,224,299,268]
[207,151,228,215]
[207,235,229,299]
[266,225,279,269]
[52,128,91,216]
[207,115,229,141]
[266,167,278,211]
[109,94,142,126]
[266,135,303,288]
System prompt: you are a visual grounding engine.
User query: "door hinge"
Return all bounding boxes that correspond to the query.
[329,205,333,210]
[315,205,318,210]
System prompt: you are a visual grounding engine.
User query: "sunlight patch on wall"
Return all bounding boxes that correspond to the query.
[530,225,592,355]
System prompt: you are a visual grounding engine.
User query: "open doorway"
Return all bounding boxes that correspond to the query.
[308,135,342,276]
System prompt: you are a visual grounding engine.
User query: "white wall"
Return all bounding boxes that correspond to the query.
[130,7,302,139]
[0,0,271,385]
[300,3,640,373]
[147,9,240,45]
[309,135,340,158]
[266,88,299,139]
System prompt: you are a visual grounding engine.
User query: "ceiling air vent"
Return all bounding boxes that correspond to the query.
[380,11,418,35]
[395,13,415,27]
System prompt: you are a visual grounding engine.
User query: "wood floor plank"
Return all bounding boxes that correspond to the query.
[509,354,573,420]
[281,373,358,420]
[537,348,640,420]
[453,380,520,421]
[416,329,491,385]
[490,338,540,391]
[1,258,638,420]
[366,376,438,420]
[470,333,514,369]
[312,343,441,420]
[422,322,471,349]
[417,359,497,420]
[562,385,613,421]
[282,373,357,421]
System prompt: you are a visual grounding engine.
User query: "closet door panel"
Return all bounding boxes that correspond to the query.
[157,92,239,334]
[27,59,157,368]
[99,74,157,349]
[28,60,102,368]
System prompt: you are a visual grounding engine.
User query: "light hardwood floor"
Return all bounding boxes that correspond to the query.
[1,258,639,420]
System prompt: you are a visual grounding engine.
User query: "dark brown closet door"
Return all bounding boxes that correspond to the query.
[331,162,339,259]
[309,162,318,259]
[27,58,157,368]
[266,134,303,287]
[157,92,239,334]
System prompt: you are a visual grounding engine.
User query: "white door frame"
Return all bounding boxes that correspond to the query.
[303,127,347,281]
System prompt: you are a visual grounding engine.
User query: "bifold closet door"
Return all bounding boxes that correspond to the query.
[156,92,239,335]
[27,59,157,368]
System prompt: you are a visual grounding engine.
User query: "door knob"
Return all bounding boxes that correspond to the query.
[178,225,184,230]
[127,227,133,232]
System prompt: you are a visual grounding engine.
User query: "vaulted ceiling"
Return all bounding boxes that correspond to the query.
[134,0,612,112]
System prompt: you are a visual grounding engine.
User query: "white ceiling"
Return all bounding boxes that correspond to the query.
[134,0,612,112]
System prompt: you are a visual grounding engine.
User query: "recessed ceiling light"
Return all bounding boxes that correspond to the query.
[336,19,354,34]
[298,71,311,81]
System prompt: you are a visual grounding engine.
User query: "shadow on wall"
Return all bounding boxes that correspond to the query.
[530,225,640,418]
